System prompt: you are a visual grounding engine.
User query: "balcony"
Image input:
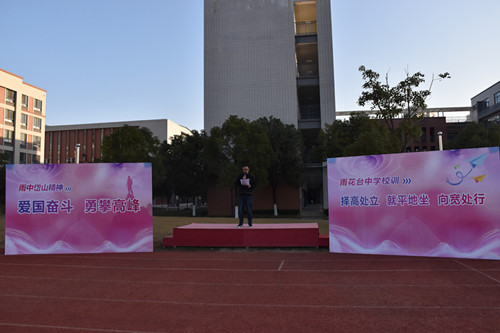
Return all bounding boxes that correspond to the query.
[478,102,500,121]
[295,21,317,36]
[299,104,320,120]
[296,62,318,78]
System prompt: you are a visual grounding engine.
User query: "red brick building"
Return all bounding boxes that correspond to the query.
[45,119,190,164]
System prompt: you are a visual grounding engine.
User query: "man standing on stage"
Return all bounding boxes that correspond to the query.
[235,165,256,228]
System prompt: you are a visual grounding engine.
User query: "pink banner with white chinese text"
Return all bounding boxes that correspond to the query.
[327,147,500,259]
[5,163,153,255]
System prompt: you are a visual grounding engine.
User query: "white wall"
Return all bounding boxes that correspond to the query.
[204,0,299,131]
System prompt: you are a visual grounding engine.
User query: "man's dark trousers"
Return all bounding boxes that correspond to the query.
[238,194,253,226]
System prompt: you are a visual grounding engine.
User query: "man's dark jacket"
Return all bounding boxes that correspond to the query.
[235,173,257,196]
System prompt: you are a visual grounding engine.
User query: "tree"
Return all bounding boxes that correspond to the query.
[315,119,350,159]
[101,125,160,163]
[316,113,398,160]
[357,66,450,152]
[343,119,399,156]
[446,122,500,149]
[206,116,272,204]
[487,123,500,147]
[161,130,208,215]
[153,144,170,200]
[253,117,305,215]
[101,125,163,198]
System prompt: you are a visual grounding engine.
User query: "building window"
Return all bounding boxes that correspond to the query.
[495,92,500,105]
[488,114,500,123]
[21,113,28,128]
[4,150,14,163]
[20,133,28,149]
[22,94,29,108]
[33,135,41,151]
[32,154,40,164]
[483,98,490,108]
[33,117,42,130]
[34,99,42,112]
[3,129,14,146]
[5,89,16,104]
[20,153,27,164]
[430,127,435,142]
[4,109,15,124]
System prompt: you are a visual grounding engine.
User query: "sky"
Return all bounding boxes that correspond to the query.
[1,0,499,131]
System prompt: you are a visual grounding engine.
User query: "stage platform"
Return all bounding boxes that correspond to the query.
[163,223,327,248]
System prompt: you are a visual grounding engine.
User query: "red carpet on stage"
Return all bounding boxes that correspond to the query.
[163,223,323,248]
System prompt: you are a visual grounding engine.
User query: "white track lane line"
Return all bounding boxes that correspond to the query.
[453,259,500,284]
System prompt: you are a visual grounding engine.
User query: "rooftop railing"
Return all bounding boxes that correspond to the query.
[478,102,500,120]
[296,62,319,78]
[295,21,317,36]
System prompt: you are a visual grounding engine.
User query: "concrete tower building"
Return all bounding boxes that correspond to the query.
[204,0,335,132]
[204,0,335,213]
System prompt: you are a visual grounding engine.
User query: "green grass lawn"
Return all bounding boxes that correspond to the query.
[1,215,329,251]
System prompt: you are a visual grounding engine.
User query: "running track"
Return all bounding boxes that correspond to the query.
[0,249,499,332]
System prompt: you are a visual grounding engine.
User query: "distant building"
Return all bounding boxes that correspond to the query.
[336,107,472,151]
[395,117,448,152]
[45,119,191,163]
[471,80,500,123]
[0,68,46,164]
[336,107,472,123]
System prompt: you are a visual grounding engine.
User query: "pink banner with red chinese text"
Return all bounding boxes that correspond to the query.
[5,163,153,255]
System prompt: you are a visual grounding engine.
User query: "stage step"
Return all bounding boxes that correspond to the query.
[163,223,323,248]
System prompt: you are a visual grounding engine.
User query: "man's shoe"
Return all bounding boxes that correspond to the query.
[249,225,253,228]
[237,225,242,228]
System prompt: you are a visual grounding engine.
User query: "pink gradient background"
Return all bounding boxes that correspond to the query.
[5,163,153,255]
[328,147,500,259]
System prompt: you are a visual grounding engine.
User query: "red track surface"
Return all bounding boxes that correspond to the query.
[0,249,499,332]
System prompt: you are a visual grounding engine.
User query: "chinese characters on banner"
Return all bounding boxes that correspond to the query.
[5,163,153,255]
[327,147,500,259]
